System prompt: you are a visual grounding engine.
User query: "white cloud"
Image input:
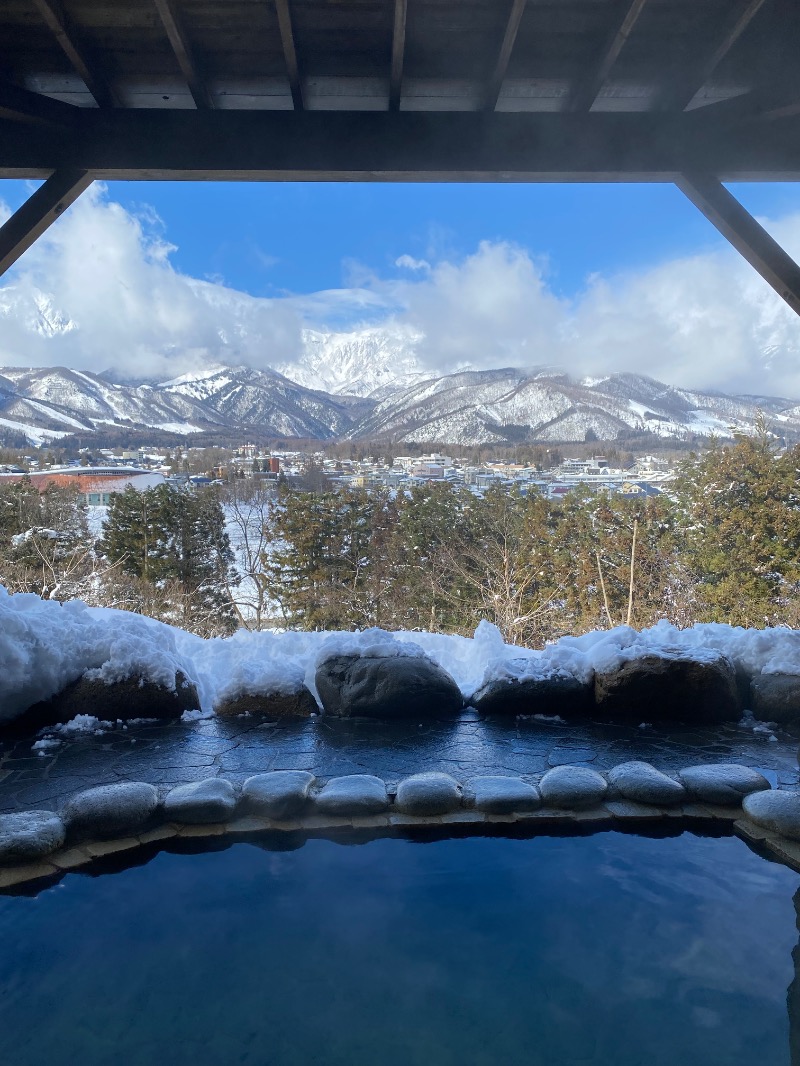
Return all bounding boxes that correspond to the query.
[1,183,800,395]
[0,184,304,380]
[395,254,430,272]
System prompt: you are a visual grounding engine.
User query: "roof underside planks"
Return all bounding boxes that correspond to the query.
[0,0,796,118]
[0,0,799,313]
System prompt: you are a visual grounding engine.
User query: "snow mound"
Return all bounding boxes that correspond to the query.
[3,588,800,726]
[0,588,195,723]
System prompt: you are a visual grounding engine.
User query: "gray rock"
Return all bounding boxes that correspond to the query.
[63,782,159,839]
[13,670,200,735]
[395,772,462,816]
[594,652,740,724]
[315,654,463,720]
[215,688,317,718]
[606,762,685,806]
[314,775,388,816]
[241,771,316,819]
[465,776,541,814]
[743,789,800,840]
[0,810,66,864]
[471,674,593,718]
[750,673,800,724]
[678,763,771,805]
[539,766,608,809]
[164,779,238,824]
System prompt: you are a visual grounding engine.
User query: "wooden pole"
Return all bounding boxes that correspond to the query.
[626,518,638,627]
[595,551,614,628]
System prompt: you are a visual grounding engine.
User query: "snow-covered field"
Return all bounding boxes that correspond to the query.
[3,585,800,727]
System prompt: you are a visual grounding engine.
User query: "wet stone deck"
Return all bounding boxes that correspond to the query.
[1,711,798,815]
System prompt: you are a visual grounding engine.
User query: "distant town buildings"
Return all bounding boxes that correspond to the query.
[0,442,680,507]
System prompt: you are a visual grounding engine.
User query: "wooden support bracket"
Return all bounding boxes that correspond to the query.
[677,172,800,315]
[0,168,92,277]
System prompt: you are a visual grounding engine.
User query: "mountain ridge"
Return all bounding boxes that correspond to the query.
[1,361,799,449]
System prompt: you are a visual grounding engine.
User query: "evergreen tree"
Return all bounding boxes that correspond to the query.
[0,478,90,599]
[100,484,237,634]
[674,430,800,625]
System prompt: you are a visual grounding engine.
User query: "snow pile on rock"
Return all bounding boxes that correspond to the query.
[3,587,800,727]
[0,589,193,724]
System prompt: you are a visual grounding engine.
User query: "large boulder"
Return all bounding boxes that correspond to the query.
[465,776,541,815]
[12,670,200,734]
[678,763,771,806]
[0,811,66,865]
[749,673,800,724]
[594,651,739,723]
[743,789,800,840]
[606,762,685,806]
[241,771,316,819]
[395,773,462,816]
[164,779,238,824]
[539,766,608,809]
[471,674,593,718]
[215,687,317,718]
[314,775,388,816]
[315,654,462,720]
[62,782,159,839]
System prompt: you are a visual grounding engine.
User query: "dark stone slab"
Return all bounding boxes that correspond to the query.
[547,748,597,766]
[0,706,798,818]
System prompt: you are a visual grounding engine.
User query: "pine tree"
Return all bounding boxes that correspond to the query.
[100,484,237,634]
[674,429,800,626]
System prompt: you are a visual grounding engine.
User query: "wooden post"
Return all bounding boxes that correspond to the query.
[626,518,638,627]
[596,551,614,628]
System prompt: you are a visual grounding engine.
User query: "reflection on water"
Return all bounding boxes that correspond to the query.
[0,831,798,1066]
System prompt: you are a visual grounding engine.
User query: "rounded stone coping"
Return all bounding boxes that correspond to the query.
[0,762,796,890]
[0,802,790,893]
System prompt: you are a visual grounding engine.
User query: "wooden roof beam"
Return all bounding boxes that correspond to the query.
[484,0,527,112]
[0,80,79,126]
[275,0,304,111]
[4,111,800,183]
[30,0,117,109]
[389,0,407,111]
[568,0,649,113]
[661,0,769,112]
[153,0,213,110]
[0,168,92,278]
[677,172,800,315]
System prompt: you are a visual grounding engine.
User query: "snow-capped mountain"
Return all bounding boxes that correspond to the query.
[1,358,800,448]
[274,325,427,397]
[352,366,800,445]
[0,365,363,446]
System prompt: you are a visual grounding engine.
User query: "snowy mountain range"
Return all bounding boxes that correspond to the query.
[1,329,799,447]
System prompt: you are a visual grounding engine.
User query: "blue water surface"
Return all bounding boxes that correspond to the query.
[0,831,798,1066]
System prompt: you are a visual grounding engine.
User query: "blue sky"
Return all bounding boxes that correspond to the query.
[1,178,800,394]
[3,178,799,299]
